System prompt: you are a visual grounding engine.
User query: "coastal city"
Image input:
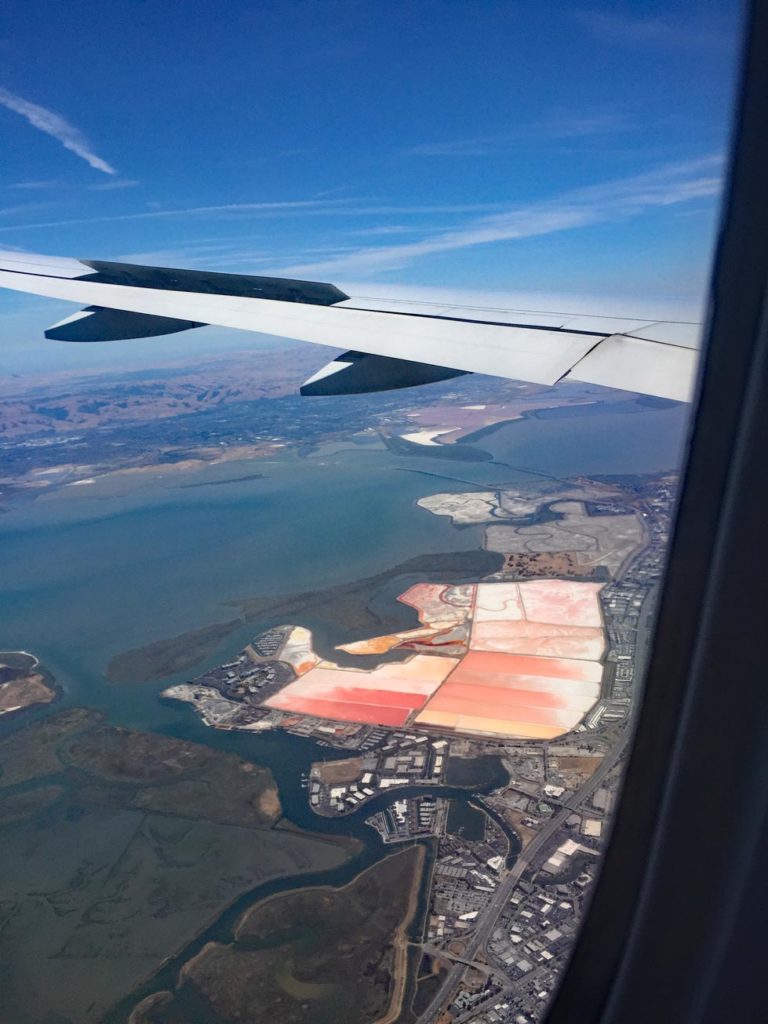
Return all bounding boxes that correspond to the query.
[0,252,686,1024]
[159,469,675,1023]
[0,356,685,1024]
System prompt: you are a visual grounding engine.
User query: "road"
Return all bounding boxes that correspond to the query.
[449,964,553,1024]
[416,734,630,1023]
[421,943,508,984]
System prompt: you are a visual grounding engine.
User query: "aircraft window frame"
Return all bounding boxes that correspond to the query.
[546,4,768,1021]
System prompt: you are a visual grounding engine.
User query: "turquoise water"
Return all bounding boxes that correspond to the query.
[479,402,688,476]
[0,451,483,714]
[0,397,688,1022]
[0,401,688,726]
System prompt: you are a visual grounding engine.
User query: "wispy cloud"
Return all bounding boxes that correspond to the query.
[0,86,116,174]
[110,246,251,266]
[8,177,138,192]
[0,199,499,234]
[88,178,139,191]
[408,113,630,157]
[7,179,61,190]
[0,202,52,218]
[0,156,724,284]
[573,10,738,52]
[274,155,724,277]
[349,225,422,237]
[0,199,347,233]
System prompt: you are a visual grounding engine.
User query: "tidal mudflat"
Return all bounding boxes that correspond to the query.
[136,844,425,1024]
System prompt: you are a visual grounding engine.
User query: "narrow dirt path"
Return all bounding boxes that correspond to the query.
[376,843,427,1024]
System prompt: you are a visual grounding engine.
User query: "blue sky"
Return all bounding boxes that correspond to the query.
[0,0,742,371]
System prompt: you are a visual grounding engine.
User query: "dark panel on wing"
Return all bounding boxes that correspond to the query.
[300,350,470,395]
[45,306,204,342]
[79,260,349,307]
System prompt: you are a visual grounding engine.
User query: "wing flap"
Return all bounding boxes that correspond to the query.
[566,334,697,402]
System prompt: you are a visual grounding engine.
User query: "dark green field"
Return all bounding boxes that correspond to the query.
[149,844,425,1024]
[0,710,358,1024]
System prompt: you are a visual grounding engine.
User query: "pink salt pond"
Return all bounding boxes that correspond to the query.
[265,579,606,740]
[414,581,606,739]
[264,654,457,729]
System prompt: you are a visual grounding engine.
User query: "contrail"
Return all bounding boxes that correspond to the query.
[0,86,116,175]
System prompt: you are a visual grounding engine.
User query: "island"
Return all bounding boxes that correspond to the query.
[0,650,58,718]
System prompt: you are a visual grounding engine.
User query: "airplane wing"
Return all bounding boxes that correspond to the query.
[0,251,699,401]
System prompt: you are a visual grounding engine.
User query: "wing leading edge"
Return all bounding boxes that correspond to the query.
[0,252,699,401]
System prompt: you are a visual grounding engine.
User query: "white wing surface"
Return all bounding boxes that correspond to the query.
[0,252,699,401]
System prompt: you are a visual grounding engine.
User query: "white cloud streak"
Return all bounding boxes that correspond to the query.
[573,9,737,51]
[349,224,420,236]
[7,179,61,190]
[0,155,723,287]
[0,199,347,233]
[408,113,631,157]
[0,202,52,218]
[0,200,499,234]
[0,86,116,174]
[275,156,724,277]
[88,178,139,191]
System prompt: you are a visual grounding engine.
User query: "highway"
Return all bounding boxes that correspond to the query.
[415,548,661,1022]
[421,944,508,984]
[416,732,630,1023]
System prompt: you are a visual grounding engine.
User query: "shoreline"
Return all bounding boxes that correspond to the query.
[234,843,425,939]
[105,548,500,686]
[0,650,60,720]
